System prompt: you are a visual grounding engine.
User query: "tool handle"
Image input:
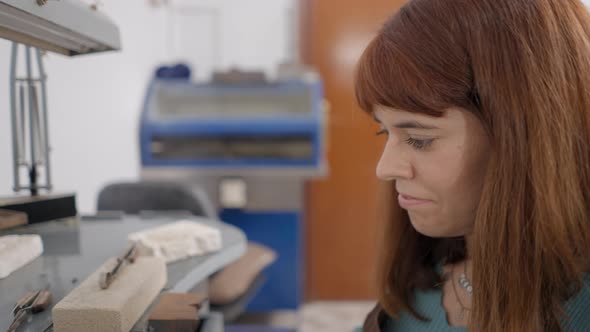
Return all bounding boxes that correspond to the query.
[99,271,113,289]
[31,290,52,313]
[7,309,28,332]
[12,291,38,315]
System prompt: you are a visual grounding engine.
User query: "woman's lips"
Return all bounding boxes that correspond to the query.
[398,193,432,209]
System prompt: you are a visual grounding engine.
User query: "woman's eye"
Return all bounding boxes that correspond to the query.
[406,137,434,150]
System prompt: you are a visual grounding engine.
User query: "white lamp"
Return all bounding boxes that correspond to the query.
[0,0,121,224]
[0,0,121,56]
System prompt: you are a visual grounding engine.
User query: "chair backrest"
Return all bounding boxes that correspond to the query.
[96,181,217,219]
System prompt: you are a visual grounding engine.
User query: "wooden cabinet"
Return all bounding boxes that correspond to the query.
[302,0,408,299]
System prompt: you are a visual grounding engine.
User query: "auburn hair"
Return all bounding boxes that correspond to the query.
[355,0,590,331]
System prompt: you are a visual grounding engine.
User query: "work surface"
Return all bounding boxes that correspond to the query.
[0,215,247,331]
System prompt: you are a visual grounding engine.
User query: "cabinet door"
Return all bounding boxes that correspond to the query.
[303,0,407,299]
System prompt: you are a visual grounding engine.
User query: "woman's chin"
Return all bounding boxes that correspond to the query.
[409,218,457,238]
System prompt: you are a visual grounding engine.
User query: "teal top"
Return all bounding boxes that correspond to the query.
[382,274,590,331]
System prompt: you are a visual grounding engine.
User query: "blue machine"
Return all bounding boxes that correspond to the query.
[140,73,326,312]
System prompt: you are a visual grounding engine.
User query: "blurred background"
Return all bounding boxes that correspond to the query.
[4,0,588,331]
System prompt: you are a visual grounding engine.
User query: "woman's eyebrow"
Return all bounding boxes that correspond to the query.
[372,115,439,129]
[394,121,439,130]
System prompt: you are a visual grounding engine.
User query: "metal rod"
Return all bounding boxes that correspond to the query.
[10,43,21,192]
[36,48,52,190]
[25,46,38,196]
[15,78,44,82]
[30,85,43,165]
[19,84,26,163]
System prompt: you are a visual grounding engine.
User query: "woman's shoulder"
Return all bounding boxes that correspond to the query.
[562,273,590,330]
[361,288,465,332]
[362,274,590,332]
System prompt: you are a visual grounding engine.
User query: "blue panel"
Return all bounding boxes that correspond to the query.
[220,210,303,312]
[145,118,318,135]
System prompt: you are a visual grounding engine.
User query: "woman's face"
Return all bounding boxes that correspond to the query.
[374,106,491,238]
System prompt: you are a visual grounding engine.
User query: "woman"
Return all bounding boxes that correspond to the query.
[355,0,590,331]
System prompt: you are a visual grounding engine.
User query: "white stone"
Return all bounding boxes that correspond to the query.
[127,220,222,263]
[0,234,43,279]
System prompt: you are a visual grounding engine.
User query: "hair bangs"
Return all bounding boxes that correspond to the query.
[354,7,477,117]
[355,36,450,117]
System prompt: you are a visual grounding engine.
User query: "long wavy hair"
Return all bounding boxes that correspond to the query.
[355,0,590,331]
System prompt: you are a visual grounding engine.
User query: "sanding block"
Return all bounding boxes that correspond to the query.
[52,256,167,332]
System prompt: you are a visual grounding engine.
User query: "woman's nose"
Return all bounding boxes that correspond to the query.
[376,139,414,181]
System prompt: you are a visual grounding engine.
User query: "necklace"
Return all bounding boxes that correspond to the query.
[451,263,472,320]
[458,262,473,295]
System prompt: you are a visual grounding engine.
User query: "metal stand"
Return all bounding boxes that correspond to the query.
[9,43,52,196]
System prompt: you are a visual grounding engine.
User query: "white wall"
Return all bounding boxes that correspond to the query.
[0,0,294,213]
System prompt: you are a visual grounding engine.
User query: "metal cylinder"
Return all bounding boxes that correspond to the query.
[10,43,20,191]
